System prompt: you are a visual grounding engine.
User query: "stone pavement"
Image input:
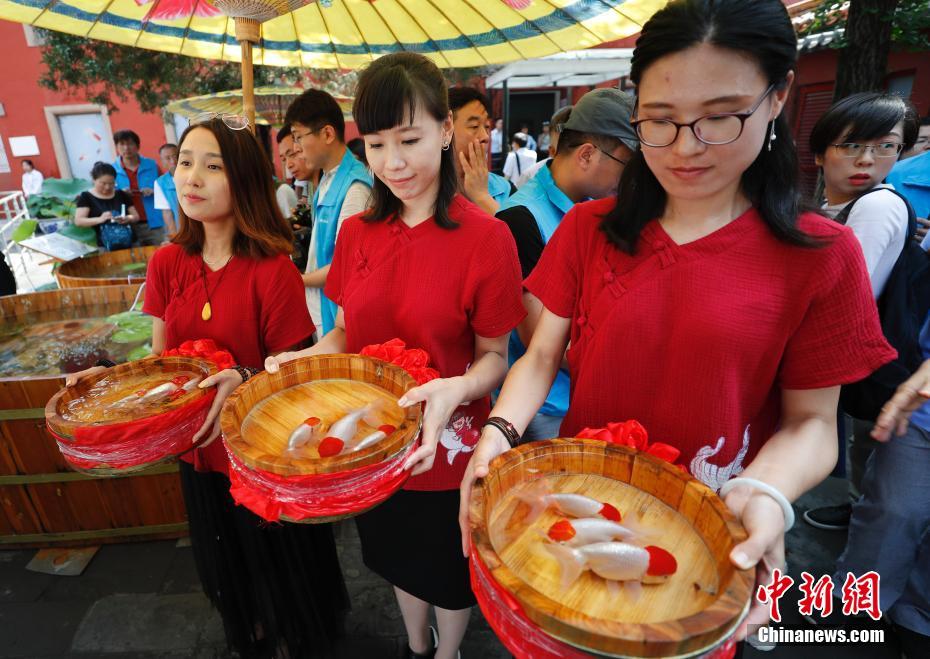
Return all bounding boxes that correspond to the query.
[0,477,905,658]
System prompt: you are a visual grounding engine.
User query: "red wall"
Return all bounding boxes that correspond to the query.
[793,48,930,116]
[0,21,170,191]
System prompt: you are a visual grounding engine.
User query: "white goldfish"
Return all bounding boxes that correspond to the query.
[545,541,678,590]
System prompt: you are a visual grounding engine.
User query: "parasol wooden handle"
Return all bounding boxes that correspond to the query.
[235,17,260,134]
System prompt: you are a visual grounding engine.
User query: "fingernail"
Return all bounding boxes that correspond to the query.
[731,551,754,570]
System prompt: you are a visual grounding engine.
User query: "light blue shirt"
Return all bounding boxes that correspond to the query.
[113,155,161,228]
[499,162,575,417]
[890,152,930,251]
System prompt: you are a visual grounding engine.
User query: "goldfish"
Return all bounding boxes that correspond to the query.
[287,417,324,450]
[545,517,644,546]
[317,436,345,457]
[517,481,622,523]
[327,402,384,443]
[351,424,397,452]
[138,381,180,402]
[545,541,678,591]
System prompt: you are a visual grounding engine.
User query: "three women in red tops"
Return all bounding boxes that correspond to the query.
[68,0,894,657]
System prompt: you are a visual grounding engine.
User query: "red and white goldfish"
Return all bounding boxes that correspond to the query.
[517,481,622,523]
[545,541,678,590]
[545,517,645,546]
[287,417,324,450]
[327,402,384,443]
[351,424,397,452]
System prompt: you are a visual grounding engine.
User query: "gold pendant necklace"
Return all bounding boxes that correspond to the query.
[200,253,233,322]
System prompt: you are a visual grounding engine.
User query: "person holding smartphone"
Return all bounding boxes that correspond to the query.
[74,162,140,250]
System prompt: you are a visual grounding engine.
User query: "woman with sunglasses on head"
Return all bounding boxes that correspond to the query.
[266,53,525,659]
[67,114,348,658]
[460,0,895,644]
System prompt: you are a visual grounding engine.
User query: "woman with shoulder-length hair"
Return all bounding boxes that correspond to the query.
[68,115,348,658]
[460,0,895,644]
[267,53,525,659]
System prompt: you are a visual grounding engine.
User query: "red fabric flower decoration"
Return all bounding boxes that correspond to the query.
[360,339,440,385]
[162,338,235,370]
[576,420,683,469]
[360,338,406,363]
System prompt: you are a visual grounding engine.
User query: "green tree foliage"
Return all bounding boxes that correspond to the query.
[800,0,929,99]
[801,0,930,51]
[37,30,300,114]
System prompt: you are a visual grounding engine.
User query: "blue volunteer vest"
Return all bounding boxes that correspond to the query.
[313,149,372,334]
[488,172,512,206]
[499,162,575,417]
[156,171,178,224]
[113,156,161,228]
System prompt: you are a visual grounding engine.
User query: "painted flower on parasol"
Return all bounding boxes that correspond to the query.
[139,0,536,19]
[135,0,221,20]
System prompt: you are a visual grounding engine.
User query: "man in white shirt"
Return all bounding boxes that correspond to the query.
[502,133,537,186]
[21,160,43,197]
[490,118,504,172]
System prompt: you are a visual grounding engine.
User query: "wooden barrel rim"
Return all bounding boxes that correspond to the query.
[57,246,158,288]
[221,353,422,477]
[45,356,217,439]
[468,439,754,658]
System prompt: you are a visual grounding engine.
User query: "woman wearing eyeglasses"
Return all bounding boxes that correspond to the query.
[811,93,920,298]
[803,93,919,531]
[68,114,349,658]
[460,0,895,644]
[808,95,930,655]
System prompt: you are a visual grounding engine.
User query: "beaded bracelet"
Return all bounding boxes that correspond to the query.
[232,365,260,383]
[95,359,117,368]
[483,416,521,448]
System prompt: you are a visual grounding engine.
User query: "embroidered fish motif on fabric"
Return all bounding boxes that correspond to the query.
[689,424,751,491]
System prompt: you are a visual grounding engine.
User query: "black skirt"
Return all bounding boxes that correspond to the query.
[179,462,349,658]
[355,488,476,611]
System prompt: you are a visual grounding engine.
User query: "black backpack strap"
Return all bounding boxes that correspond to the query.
[832,187,887,225]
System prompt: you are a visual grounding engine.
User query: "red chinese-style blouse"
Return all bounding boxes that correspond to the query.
[325,195,525,491]
[525,198,895,491]
[144,243,314,474]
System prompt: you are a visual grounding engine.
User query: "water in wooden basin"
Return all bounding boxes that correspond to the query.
[489,473,721,626]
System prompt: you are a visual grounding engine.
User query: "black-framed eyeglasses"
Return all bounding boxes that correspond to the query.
[191,112,250,131]
[830,142,904,159]
[631,83,776,148]
[596,146,627,166]
[292,125,324,145]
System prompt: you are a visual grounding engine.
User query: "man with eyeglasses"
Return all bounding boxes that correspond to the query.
[495,88,638,441]
[284,89,372,337]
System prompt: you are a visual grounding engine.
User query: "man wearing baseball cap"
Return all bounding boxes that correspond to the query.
[496,87,638,441]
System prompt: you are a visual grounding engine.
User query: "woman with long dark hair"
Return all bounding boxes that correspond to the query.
[460,0,894,642]
[266,53,525,659]
[68,116,348,658]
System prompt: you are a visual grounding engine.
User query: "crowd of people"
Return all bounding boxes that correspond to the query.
[53,0,930,657]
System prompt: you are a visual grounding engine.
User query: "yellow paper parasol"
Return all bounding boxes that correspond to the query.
[0,0,667,128]
[166,86,352,127]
